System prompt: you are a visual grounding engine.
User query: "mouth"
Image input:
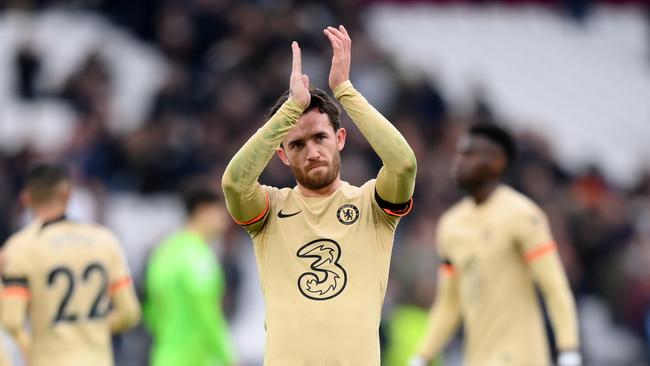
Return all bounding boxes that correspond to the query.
[307,164,328,172]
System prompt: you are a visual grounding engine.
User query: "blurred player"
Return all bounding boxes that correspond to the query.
[221,25,416,364]
[410,125,581,366]
[144,181,236,366]
[0,162,141,366]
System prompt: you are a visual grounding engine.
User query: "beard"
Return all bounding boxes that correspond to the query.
[291,152,341,191]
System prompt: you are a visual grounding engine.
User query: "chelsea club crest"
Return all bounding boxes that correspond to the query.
[336,204,359,225]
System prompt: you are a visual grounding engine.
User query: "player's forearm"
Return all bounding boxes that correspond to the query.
[109,307,141,333]
[1,298,29,346]
[334,81,416,202]
[417,299,461,360]
[416,275,461,361]
[2,317,30,356]
[109,288,142,333]
[14,328,30,362]
[4,324,29,349]
[222,99,303,222]
[530,255,580,350]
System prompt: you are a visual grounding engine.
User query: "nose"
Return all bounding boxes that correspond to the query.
[306,143,320,160]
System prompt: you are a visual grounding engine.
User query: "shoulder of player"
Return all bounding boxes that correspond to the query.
[67,221,124,250]
[359,180,375,192]
[273,186,292,200]
[276,182,367,204]
[336,180,367,200]
[440,197,473,224]
[2,222,41,252]
[2,233,28,255]
[78,221,118,239]
[498,185,544,216]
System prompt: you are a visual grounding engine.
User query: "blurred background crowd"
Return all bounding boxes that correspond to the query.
[0,0,649,365]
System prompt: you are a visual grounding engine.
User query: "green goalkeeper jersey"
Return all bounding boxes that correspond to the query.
[144,231,235,366]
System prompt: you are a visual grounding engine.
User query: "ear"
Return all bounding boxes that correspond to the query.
[20,190,30,208]
[491,153,507,175]
[336,127,346,151]
[276,147,290,166]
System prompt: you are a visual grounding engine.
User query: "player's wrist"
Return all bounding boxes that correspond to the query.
[332,80,353,98]
[557,350,582,366]
[287,95,309,111]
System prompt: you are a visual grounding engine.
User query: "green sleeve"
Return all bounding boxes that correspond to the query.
[143,244,164,335]
[142,277,157,334]
[182,254,236,364]
[221,99,304,229]
[334,81,416,204]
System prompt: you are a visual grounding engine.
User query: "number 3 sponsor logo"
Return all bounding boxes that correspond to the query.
[296,238,347,300]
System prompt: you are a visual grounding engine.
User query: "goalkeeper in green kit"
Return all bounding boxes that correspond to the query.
[144,182,237,366]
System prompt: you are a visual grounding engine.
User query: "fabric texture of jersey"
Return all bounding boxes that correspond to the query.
[432,185,578,366]
[144,231,235,366]
[1,219,132,366]
[244,180,402,366]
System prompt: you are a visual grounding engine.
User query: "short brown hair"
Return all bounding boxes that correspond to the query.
[24,162,70,204]
[269,88,341,131]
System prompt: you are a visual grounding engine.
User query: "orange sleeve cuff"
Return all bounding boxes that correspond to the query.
[3,286,30,299]
[233,192,270,226]
[440,264,456,277]
[110,277,132,294]
[382,198,414,217]
[525,241,557,262]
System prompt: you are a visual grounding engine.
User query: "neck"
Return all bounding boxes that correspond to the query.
[297,177,343,198]
[469,180,501,205]
[34,204,66,223]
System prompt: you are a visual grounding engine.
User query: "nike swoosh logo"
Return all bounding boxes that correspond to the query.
[277,209,302,218]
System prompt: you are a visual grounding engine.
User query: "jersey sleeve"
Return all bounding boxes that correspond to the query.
[416,218,461,361]
[103,230,133,293]
[221,99,303,232]
[513,203,555,260]
[240,185,277,237]
[334,81,417,206]
[104,229,141,332]
[369,180,414,230]
[514,203,580,352]
[1,236,32,300]
[1,235,32,351]
[181,251,236,364]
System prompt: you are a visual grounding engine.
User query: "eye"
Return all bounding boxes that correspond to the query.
[316,135,326,142]
[291,142,304,150]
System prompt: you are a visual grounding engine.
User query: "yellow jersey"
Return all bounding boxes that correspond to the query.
[243,180,411,365]
[0,281,11,366]
[1,217,135,366]
[433,185,578,366]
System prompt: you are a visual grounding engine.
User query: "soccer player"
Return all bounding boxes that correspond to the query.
[144,182,236,366]
[410,124,581,366]
[221,25,416,365]
[0,162,141,366]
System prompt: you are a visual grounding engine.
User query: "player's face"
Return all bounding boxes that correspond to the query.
[451,134,501,190]
[278,109,346,191]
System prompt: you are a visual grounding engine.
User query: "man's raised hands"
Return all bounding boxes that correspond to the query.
[289,41,311,110]
[323,25,351,92]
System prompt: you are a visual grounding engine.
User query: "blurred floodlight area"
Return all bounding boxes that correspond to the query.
[0,1,649,365]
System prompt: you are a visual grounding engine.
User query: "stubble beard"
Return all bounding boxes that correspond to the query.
[291,152,341,191]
